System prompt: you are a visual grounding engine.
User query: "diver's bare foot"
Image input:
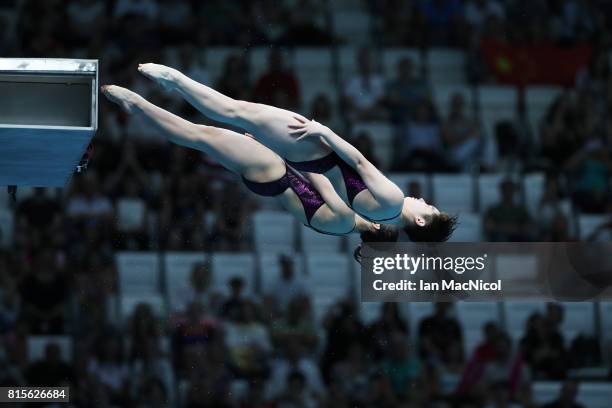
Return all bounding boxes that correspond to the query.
[137,63,179,91]
[100,85,141,113]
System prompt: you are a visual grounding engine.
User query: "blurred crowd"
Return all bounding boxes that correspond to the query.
[0,251,605,407]
[0,0,611,407]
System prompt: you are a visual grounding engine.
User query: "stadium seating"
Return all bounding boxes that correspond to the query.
[27,335,73,362]
[332,11,372,44]
[116,198,146,231]
[305,253,351,295]
[426,48,466,86]
[210,253,256,295]
[300,224,343,253]
[258,252,305,295]
[533,381,612,408]
[116,252,161,295]
[163,252,207,309]
[253,211,296,254]
[432,174,475,214]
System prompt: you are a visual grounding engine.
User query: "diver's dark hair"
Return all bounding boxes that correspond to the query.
[404,212,458,242]
[354,224,400,263]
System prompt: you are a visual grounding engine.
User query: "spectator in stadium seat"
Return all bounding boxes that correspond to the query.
[172,300,218,377]
[565,136,612,213]
[542,380,585,408]
[26,342,74,387]
[271,296,318,353]
[19,250,69,334]
[253,49,301,111]
[275,371,319,408]
[216,54,252,101]
[267,339,324,401]
[429,340,465,403]
[479,332,530,404]
[309,93,341,134]
[393,98,448,171]
[17,187,62,232]
[366,302,409,360]
[441,93,482,171]
[171,261,213,314]
[134,376,169,408]
[271,255,308,312]
[320,299,366,382]
[386,57,429,124]
[225,300,271,378]
[351,130,381,169]
[484,179,535,241]
[330,343,371,405]
[221,276,247,319]
[541,93,584,166]
[362,371,400,407]
[210,182,252,251]
[381,332,429,404]
[87,335,131,405]
[179,45,211,87]
[344,48,387,121]
[419,303,463,363]
[520,312,567,380]
[128,303,161,361]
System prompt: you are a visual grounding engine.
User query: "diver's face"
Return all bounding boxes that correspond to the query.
[403,197,440,227]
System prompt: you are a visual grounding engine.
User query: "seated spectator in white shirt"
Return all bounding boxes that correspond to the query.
[170,261,213,314]
[344,48,387,121]
[114,0,158,20]
[442,93,482,171]
[272,255,308,312]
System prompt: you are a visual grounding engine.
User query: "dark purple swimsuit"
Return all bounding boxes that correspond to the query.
[242,164,354,236]
[286,152,401,222]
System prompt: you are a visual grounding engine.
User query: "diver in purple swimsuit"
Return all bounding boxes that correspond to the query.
[100,85,398,242]
[137,63,456,242]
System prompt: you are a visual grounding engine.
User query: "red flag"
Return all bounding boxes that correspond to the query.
[480,38,592,86]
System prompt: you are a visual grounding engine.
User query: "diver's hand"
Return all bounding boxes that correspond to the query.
[288,117,327,141]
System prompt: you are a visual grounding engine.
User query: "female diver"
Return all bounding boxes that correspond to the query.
[100,85,399,243]
[136,63,456,242]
